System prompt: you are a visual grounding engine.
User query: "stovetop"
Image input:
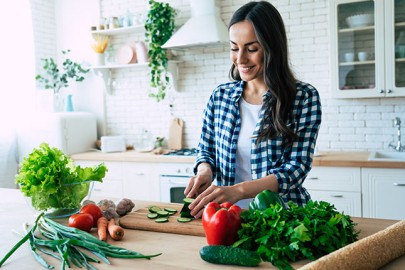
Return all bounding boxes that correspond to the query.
[164,148,197,156]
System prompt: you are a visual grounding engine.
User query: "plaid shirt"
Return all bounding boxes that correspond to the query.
[194,80,322,206]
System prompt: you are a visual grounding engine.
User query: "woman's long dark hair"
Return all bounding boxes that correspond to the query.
[229,1,298,146]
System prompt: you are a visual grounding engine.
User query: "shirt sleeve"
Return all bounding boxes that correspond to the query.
[270,84,322,196]
[194,93,217,178]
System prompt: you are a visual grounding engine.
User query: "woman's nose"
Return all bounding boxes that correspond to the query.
[237,50,248,64]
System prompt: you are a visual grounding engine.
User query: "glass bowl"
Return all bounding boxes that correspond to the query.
[23,181,94,219]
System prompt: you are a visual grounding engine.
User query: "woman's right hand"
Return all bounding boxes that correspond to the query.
[184,163,213,199]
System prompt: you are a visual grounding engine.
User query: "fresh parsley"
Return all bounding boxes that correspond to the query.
[233,200,359,269]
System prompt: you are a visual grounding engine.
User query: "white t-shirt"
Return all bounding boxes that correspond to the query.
[235,97,262,209]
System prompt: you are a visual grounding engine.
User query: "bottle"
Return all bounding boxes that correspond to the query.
[65,94,74,112]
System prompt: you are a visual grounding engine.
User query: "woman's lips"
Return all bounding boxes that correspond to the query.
[238,66,254,73]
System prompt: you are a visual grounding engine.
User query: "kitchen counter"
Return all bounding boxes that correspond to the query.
[1,188,404,270]
[71,150,405,168]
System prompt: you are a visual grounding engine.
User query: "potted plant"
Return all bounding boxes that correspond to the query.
[144,0,177,102]
[35,50,89,111]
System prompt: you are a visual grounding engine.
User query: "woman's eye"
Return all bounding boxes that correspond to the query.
[248,48,258,52]
[231,48,238,52]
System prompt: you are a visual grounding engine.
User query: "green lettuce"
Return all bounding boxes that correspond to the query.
[16,143,107,211]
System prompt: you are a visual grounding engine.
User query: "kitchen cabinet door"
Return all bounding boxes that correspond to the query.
[309,190,362,217]
[362,168,405,220]
[74,160,123,199]
[304,166,362,216]
[330,0,405,98]
[122,162,159,201]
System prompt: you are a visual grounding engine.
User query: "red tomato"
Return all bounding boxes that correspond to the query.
[68,213,94,232]
[80,204,103,226]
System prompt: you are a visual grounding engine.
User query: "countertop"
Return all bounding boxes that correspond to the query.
[1,188,404,270]
[71,150,405,168]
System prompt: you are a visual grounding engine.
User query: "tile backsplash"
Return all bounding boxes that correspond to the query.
[32,0,405,152]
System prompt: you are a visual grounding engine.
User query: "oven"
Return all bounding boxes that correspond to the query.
[159,162,194,203]
[159,148,197,203]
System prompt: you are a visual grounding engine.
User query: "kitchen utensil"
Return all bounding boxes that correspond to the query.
[168,118,183,150]
[119,203,205,236]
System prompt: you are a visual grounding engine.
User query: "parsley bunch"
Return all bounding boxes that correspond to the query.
[234,201,359,269]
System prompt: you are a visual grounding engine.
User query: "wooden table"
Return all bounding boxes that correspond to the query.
[1,188,404,270]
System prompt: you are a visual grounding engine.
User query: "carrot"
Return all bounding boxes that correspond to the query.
[97,216,108,241]
[108,218,125,241]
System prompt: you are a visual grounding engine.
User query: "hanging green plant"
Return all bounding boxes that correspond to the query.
[144,0,177,102]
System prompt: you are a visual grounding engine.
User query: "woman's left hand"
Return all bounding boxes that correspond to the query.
[188,185,241,219]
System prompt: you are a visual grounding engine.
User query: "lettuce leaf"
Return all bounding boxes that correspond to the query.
[16,143,107,211]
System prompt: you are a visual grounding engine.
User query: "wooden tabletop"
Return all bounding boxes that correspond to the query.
[1,188,404,270]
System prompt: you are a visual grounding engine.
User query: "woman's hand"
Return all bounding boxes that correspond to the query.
[188,185,242,219]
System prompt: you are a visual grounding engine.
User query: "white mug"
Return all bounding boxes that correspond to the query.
[358,52,368,62]
[344,53,355,62]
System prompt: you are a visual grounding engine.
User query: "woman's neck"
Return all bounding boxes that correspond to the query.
[242,81,267,105]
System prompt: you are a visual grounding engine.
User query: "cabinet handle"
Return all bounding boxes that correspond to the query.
[307,177,319,180]
[387,89,392,94]
[330,195,343,198]
[393,182,405,186]
[379,89,385,94]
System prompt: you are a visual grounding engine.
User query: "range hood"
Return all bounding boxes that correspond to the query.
[162,0,228,49]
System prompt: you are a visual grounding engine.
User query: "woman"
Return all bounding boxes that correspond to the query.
[185,1,322,218]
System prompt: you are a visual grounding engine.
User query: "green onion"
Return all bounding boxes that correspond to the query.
[0,213,162,269]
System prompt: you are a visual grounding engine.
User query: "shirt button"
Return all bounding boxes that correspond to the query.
[252,170,256,174]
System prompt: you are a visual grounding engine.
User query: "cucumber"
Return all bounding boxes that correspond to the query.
[180,198,195,218]
[183,198,195,204]
[164,207,177,214]
[147,213,158,219]
[156,210,170,217]
[155,217,169,223]
[148,206,162,213]
[177,217,192,223]
[199,245,261,267]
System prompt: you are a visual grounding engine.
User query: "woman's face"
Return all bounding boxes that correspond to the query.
[229,20,264,83]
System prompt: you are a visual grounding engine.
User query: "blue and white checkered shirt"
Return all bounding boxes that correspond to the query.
[194,80,322,206]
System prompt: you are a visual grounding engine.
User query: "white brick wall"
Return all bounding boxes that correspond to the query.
[32,0,405,152]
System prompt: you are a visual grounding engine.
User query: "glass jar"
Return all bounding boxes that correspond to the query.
[109,17,120,29]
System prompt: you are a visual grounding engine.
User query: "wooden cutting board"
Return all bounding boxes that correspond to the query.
[119,202,205,237]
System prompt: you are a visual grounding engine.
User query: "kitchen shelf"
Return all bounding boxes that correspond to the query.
[91,24,144,36]
[92,61,181,95]
[338,25,375,33]
[339,60,375,66]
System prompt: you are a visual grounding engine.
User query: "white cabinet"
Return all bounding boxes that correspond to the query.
[330,0,405,98]
[122,162,159,201]
[362,168,405,220]
[75,160,123,198]
[305,166,362,216]
[73,160,159,201]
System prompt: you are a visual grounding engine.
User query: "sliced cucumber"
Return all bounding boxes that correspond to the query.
[147,213,158,219]
[177,217,192,223]
[164,207,177,214]
[183,198,195,204]
[199,245,261,267]
[157,210,170,217]
[148,206,162,213]
[155,217,169,223]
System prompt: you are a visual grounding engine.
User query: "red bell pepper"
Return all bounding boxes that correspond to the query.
[202,202,242,246]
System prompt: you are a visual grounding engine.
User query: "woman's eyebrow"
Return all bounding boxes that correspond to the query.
[230,40,259,46]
